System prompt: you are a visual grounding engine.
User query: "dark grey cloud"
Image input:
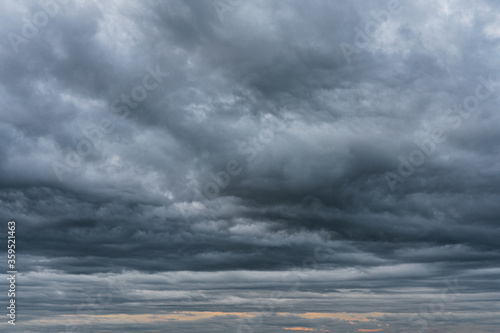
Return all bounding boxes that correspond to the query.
[0,0,499,332]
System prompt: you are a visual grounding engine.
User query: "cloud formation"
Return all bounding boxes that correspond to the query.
[1,0,500,332]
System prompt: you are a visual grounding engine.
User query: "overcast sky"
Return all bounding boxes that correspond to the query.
[1,0,500,332]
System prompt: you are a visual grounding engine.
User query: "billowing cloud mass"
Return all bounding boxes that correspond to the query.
[1,0,500,332]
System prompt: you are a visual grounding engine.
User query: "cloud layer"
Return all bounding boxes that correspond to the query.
[1,0,500,332]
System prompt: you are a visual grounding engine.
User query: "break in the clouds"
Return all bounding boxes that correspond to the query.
[1,0,500,332]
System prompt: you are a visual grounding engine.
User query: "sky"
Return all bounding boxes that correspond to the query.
[0,0,500,332]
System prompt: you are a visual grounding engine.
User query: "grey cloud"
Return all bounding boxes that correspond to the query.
[1,0,499,332]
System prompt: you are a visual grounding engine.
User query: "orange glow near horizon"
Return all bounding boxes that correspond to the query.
[27,311,397,327]
[358,329,382,332]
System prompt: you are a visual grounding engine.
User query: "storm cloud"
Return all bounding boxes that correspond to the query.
[1,0,500,332]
